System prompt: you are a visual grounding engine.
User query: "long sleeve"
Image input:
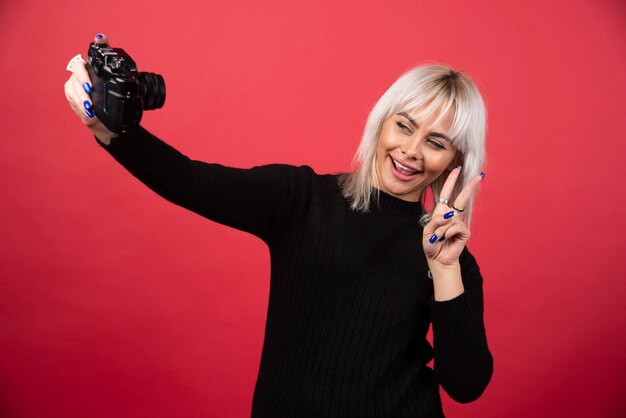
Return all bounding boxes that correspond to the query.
[95,125,313,245]
[428,246,494,403]
[93,127,492,414]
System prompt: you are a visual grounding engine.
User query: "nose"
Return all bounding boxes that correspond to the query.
[400,135,424,160]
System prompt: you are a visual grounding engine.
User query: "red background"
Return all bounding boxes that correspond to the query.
[1,0,625,417]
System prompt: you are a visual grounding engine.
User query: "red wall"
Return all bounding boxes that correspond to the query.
[1,0,625,417]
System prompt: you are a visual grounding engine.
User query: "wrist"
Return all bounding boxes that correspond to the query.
[427,259,461,273]
[429,262,464,301]
[92,126,118,145]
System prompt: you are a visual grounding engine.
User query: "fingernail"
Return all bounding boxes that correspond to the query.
[438,235,445,242]
[429,234,438,244]
[83,82,92,94]
[480,172,485,179]
[95,33,104,39]
[85,109,94,118]
[83,100,92,111]
[457,165,462,170]
[443,211,455,219]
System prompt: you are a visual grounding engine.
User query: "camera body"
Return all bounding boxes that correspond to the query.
[86,42,166,133]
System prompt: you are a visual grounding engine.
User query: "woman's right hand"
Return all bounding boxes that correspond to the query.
[64,33,118,145]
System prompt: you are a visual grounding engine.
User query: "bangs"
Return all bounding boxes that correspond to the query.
[390,78,473,155]
[340,63,486,226]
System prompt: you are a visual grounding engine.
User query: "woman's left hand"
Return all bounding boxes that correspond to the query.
[422,167,484,267]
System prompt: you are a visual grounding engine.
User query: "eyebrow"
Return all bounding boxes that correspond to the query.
[397,112,452,142]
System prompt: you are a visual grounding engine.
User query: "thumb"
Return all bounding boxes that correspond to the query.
[94,33,109,44]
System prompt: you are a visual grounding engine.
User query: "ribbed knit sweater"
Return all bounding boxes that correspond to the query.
[96,125,493,417]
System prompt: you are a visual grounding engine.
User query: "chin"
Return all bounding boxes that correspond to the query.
[382,179,421,201]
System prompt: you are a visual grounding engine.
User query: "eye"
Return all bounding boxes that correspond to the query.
[395,121,411,133]
[428,139,447,150]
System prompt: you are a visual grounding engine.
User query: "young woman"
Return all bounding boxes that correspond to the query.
[65,33,493,418]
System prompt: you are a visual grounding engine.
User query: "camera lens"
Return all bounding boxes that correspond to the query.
[138,72,166,110]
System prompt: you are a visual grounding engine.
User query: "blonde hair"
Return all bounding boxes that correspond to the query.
[337,63,487,226]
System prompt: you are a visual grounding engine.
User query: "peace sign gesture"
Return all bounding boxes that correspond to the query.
[422,166,484,267]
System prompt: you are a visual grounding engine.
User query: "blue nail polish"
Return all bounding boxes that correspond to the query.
[95,33,104,39]
[85,109,94,118]
[83,100,92,111]
[429,234,438,244]
[83,82,92,94]
[438,235,446,242]
[457,165,462,170]
[444,211,455,219]
[480,172,485,179]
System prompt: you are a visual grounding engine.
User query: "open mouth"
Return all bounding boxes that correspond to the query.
[391,158,420,177]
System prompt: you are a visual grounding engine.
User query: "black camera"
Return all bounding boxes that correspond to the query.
[86,41,166,133]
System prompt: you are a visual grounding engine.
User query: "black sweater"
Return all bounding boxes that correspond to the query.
[96,126,493,417]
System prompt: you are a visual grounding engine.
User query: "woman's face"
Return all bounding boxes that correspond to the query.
[374,107,458,202]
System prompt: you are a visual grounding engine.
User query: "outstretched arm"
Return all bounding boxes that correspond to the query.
[94,125,313,244]
[65,34,313,245]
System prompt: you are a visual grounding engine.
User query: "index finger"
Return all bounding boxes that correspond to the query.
[68,33,111,93]
[439,165,462,203]
[453,173,484,209]
[93,33,109,44]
